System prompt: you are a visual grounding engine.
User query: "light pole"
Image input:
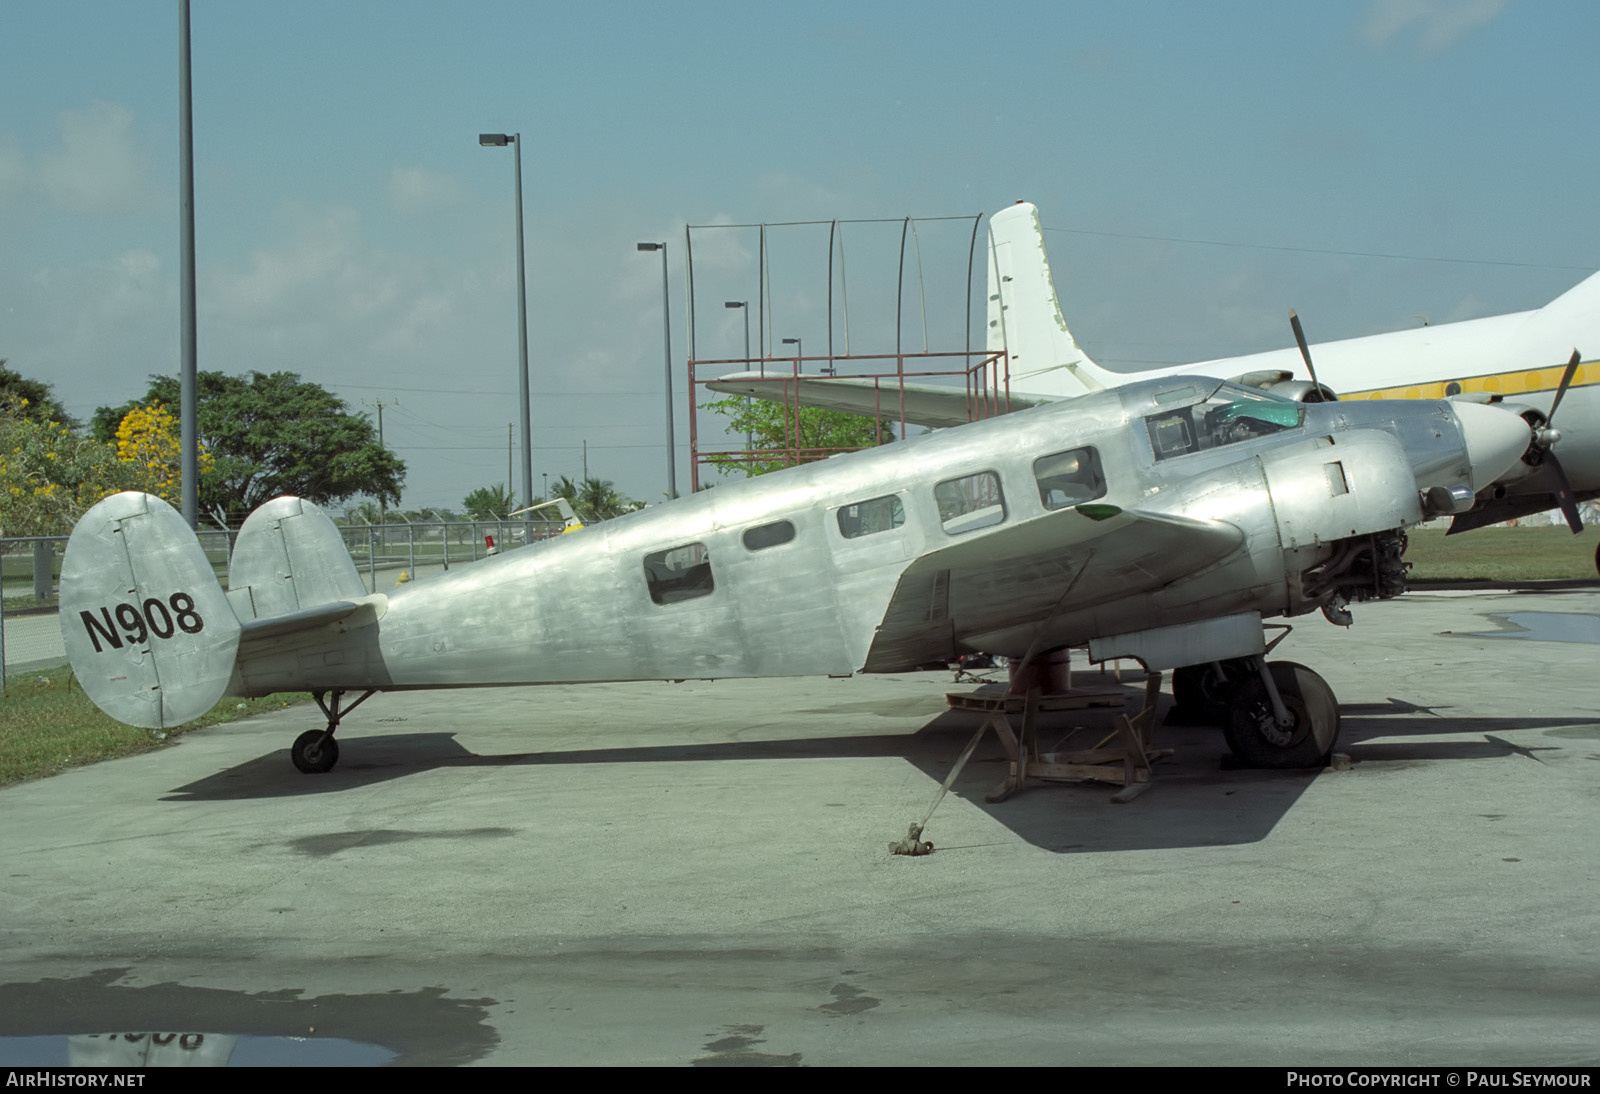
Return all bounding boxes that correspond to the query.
[782,336,804,371]
[637,242,676,499]
[726,301,752,453]
[478,132,534,515]
[178,0,198,529]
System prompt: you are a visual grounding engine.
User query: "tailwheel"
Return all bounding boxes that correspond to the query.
[1223,660,1340,769]
[291,688,377,774]
[291,729,340,774]
[1172,657,1253,724]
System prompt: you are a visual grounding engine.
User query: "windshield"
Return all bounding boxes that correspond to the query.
[1145,383,1304,460]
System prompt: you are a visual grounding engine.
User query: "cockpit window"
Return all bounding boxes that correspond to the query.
[1145,384,1304,460]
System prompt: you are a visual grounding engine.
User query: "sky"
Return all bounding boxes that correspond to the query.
[3,0,1597,513]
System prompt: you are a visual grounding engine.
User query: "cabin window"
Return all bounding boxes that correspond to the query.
[837,495,905,539]
[743,520,796,551]
[934,471,1005,534]
[644,542,715,605]
[1034,447,1106,509]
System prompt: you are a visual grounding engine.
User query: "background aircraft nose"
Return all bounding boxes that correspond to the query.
[1452,400,1533,492]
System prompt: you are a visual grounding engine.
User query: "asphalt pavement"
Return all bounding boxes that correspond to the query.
[0,587,1596,1066]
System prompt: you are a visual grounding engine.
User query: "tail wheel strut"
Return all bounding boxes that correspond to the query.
[292,689,377,774]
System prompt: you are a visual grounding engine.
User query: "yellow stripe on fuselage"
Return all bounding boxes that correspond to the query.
[1344,362,1595,401]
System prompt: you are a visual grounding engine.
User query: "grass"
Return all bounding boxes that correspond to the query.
[1404,524,1600,582]
[0,665,310,787]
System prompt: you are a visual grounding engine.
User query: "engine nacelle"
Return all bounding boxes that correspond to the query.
[1229,370,1339,403]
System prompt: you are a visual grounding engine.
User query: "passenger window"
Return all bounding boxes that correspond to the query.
[1034,447,1106,509]
[934,471,1005,534]
[743,520,795,551]
[644,542,715,605]
[837,495,905,539]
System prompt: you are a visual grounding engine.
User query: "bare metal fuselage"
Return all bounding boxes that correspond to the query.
[226,377,1498,697]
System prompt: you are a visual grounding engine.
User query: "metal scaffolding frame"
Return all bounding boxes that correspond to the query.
[682,213,1013,492]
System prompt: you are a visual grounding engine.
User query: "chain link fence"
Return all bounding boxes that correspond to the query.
[1,520,566,680]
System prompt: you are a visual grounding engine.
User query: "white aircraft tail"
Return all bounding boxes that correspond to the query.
[61,492,243,729]
[986,202,1121,397]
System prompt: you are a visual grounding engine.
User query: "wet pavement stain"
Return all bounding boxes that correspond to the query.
[819,982,880,1017]
[1457,612,1600,645]
[0,968,498,1066]
[691,1024,801,1067]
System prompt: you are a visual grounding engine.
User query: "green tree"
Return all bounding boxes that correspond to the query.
[462,483,514,520]
[700,397,893,477]
[0,412,137,536]
[95,371,405,525]
[548,475,580,502]
[0,361,76,429]
[0,377,210,535]
[577,477,639,520]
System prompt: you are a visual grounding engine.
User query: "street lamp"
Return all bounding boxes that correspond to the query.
[782,337,810,373]
[726,301,753,453]
[725,301,751,370]
[478,132,534,516]
[638,241,676,499]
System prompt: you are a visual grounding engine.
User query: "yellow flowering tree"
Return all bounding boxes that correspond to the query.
[0,400,139,536]
[113,402,211,507]
[0,398,214,536]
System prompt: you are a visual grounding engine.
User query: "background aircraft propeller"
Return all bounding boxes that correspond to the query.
[1530,349,1584,533]
[1288,310,1335,401]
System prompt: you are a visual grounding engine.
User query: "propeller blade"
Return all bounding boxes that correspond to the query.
[1544,449,1584,533]
[1288,309,1322,397]
[1546,348,1581,425]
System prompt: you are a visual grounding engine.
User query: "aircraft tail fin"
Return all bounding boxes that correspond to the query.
[227,496,369,621]
[60,492,242,730]
[986,202,1121,398]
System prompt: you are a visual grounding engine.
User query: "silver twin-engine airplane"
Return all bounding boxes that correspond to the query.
[62,371,1536,775]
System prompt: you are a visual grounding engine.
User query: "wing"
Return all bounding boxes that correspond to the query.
[704,371,1055,429]
[862,504,1245,671]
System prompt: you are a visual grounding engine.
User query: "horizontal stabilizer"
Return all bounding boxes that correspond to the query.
[60,492,241,729]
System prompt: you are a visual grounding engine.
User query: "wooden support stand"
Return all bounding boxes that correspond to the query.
[945,673,1169,804]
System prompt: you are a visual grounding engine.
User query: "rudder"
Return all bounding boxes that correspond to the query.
[987,201,1117,397]
[227,496,368,620]
[60,492,241,729]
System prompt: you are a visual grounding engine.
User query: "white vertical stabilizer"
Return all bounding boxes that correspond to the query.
[986,202,1113,397]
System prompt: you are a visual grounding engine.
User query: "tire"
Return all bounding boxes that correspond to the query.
[1223,661,1340,769]
[291,729,340,774]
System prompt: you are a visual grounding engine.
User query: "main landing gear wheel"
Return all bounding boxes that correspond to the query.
[1223,660,1340,769]
[291,729,339,774]
[1173,658,1253,724]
